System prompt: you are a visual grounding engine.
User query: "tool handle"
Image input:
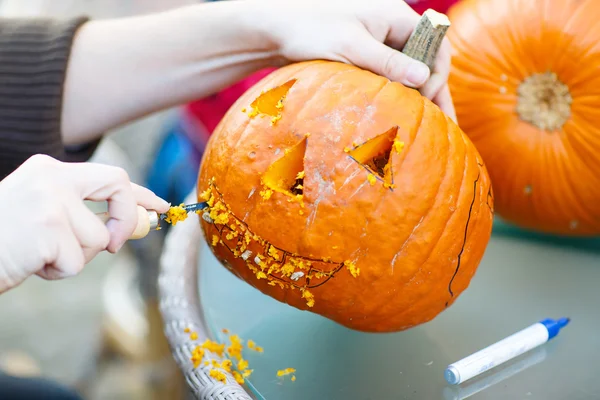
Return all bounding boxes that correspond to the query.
[96,205,157,240]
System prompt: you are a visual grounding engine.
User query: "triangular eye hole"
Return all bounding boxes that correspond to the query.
[246,79,296,125]
[262,136,307,198]
[347,126,404,189]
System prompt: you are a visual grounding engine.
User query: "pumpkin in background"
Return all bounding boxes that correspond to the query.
[196,59,494,333]
[447,0,600,235]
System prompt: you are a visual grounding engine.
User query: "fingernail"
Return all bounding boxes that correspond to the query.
[406,63,430,86]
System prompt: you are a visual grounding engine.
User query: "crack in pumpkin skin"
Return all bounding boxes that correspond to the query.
[446,162,494,303]
[199,179,359,308]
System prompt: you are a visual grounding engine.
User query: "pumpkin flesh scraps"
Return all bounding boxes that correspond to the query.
[164,204,188,226]
[199,179,360,309]
[348,126,404,188]
[246,79,296,125]
[185,327,295,386]
[262,137,307,198]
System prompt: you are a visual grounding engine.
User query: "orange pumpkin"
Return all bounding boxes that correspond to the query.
[197,60,494,332]
[447,0,600,235]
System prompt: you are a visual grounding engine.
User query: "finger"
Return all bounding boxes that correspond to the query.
[131,183,170,213]
[432,84,457,123]
[66,197,111,263]
[63,163,137,253]
[345,33,430,87]
[36,224,85,281]
[103,181,137,254]
[420,72,446,100]
[420,38,452,99]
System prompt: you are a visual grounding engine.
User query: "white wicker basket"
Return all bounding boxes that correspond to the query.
[158,191,253,399]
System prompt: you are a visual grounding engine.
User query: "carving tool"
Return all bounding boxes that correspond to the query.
[96,201,208,240]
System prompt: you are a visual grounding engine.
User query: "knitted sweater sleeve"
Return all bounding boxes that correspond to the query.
[0,16,95,180]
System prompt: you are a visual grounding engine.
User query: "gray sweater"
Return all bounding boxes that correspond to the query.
[0,16,97,180]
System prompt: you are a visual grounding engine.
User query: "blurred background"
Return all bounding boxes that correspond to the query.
[0,1,197,399]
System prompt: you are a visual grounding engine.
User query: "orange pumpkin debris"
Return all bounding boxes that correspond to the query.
[197,60,494,332]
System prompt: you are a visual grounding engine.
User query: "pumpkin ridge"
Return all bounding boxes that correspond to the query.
[288,68,356,135]
[555,134,600,228]
[448,166,482,298]
[297,71,388,257]
[391,110,466,320]
[361,100,455,322]
[363,88,427,212]
[355,94,427,297]
[355,96,430,305]
[382,94,427,253]
[443,116,474,297]
[448,161,493,297]
[469,2,522,78]
[406,110,454,278]
[219,119,253,192]
[344,79,396,187]
[449,35,503,83]
[561,116,600,173]
[395,147,480,321]
[551,145,590,228]
[505,0,542,75]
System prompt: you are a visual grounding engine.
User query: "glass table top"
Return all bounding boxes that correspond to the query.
[199,230,600,400]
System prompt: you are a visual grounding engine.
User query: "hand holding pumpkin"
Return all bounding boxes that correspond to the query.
[0,155,169,294]
[251,0,456,120]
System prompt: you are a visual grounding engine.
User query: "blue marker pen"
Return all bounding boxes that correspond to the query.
[445,317,570,385]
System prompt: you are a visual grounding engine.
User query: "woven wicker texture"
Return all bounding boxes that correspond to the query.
[158,191,253,399]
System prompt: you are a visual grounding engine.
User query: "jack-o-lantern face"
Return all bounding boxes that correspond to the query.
[197,60,494,333]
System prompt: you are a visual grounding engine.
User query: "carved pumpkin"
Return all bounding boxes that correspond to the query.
[447,0,600,235]
[197,60,494,332]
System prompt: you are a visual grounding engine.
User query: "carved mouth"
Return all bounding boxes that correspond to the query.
[199,179,360,308]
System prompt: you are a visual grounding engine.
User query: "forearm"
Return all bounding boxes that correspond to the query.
[61,1,282,146]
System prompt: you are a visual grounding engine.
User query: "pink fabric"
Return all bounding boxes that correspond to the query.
[406,0,459,14]
[183,0,460,141]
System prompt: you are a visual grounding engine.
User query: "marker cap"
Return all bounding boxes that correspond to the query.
[540,317,570,340]
[445,365,461,385]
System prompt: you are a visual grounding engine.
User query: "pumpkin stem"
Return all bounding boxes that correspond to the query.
[401,9,450,70]
[516,72,572,131]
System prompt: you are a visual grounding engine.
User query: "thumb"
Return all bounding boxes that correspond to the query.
[345,33,430,88]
